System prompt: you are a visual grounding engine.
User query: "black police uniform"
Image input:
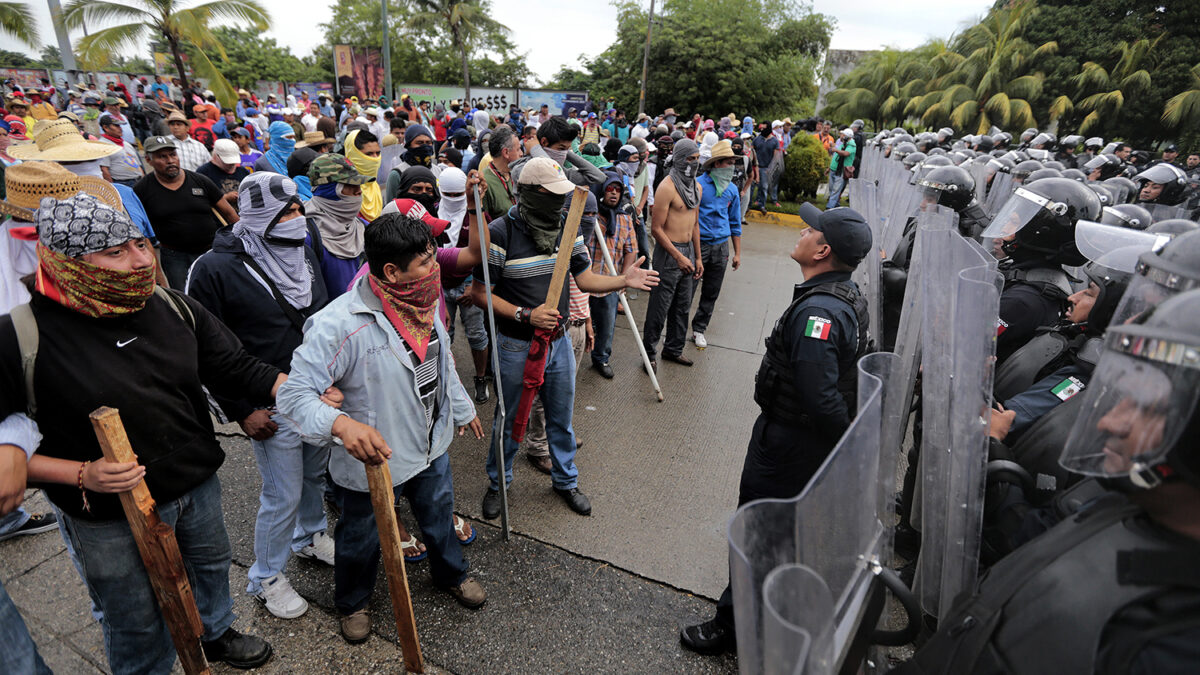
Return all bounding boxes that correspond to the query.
[712,270,869,628]
[996,262,1071,365]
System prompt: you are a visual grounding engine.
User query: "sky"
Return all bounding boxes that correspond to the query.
[4,0,996,85]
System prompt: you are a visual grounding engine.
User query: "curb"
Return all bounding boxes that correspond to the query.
[744,211,810,229]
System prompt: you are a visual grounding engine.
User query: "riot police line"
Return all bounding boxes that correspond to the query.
[724,130,1200,674]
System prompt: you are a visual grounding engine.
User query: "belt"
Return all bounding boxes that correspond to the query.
[569,318,587,327]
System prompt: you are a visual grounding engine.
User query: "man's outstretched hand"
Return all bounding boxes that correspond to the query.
[624,258,660,291]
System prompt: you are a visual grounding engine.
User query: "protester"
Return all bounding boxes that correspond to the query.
[255,121,297,174]
[304,153,372,297]
[196,138,250,197]
[588,172,638,377]
[385,124,438,200]
[344,129,384,224]
[689,140,742,352]
[826,128,856,208]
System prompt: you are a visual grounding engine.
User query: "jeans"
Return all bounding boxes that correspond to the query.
[0,577,51,674]
[643,242,694,360]
[333,452,466,614]
[247,412,330,593]
[632,216,652,269]
[525,323,588,457]
[490,333,579,489]
[444,281,489,351]
[58,475,235,675]
[589,294,619,366]
[753,167,771,209]
[0,507,29,535]
[162,247,202,291]
[826,172,847,209]
[691,240,730,335]
[768,155,784,201]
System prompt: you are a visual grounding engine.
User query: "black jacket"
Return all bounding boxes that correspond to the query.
[185,227,328,422]
[0,289,280,521]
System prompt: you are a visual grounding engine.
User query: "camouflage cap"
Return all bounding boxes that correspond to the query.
[309,153,371,186]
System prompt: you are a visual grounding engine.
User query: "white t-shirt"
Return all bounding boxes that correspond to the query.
[301,114,319,133]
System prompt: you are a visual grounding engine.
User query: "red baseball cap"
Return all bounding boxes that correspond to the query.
[381,198,449,238]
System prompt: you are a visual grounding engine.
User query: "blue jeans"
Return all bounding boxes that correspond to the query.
[827,172,846,208]
[161,247,201,292]
[589,294,619,366]
[0,577,51,674]
[0,507,29,535]
[332,453,467,614]
[444,281,489,351]
[247,412,330,593]
[753,168,771,209]
[489,333,580,490]
[691,240,729,336]
[57,475,235,675]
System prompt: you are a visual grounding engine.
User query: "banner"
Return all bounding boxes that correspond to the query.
[397,84,516,115]
[291,82,335,100]
[254,80,286,102]
[333,45,353,95]
[0,68,48,90]
[333,45,385,100]
[517,89,589,116]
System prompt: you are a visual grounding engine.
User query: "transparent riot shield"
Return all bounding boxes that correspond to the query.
[728,352,899,675]
[984,172,1015,217]
[1144,203,1189,223]
[848,177,864,214]
[912,221,1000,619]
[850,179,882,347]
[377,144,403,185]
[968,161,990,204]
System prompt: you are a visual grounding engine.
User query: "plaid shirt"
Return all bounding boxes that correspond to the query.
[174,136,211,172]
[589,209,636,297]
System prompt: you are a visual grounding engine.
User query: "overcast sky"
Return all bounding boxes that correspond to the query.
[5,0,995,84]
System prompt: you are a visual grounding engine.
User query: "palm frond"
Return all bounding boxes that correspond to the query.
[1007,98,1036,130]
[1005,73,1042,100]
[1048,95,1074,121]
[178,0,269,31]
[75,22,149,67]
[186,44,239,108]
[0,1,40,47]
[1119,69,1151,96]
[984,92,1011,126]
[60,0,151,31]
[1077,110,1102,134]
[949,99,979,131]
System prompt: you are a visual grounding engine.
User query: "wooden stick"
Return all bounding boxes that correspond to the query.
[365,462,424,673]
[543,185,590,309]
[88,407,210,675]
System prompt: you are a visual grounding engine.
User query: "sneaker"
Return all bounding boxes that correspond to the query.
[0,513,58,543]
[680,618,735,655]
[252,574,308,619]
[473,376,490,404]
[693,332,707,349]
[446,577,487,610]
[340,608,371,644]
[296,531,335,566]
[202,627,273,669]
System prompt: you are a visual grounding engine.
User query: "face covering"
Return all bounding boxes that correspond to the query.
[368,262,442,362]
[621,160,640,177]
[404,144,434,167]
[264,121,296,174]
[405,191,438,214]
[307,183,365,259]
[542,146,568,166]
[666,115,677,125]
[35,243,156,318]
[709,166,734,194]
[346,130,384,220]
[517,185,568,255]
[669,139,701,209]
[234,173,313,308]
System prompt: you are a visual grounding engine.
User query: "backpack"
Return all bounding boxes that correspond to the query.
[10,286,194,418]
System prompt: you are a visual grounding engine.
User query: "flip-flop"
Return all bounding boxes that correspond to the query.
[454,514,477,546]
[401,534,427,562]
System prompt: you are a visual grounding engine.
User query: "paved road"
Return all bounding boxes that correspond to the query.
[0,222,806,673]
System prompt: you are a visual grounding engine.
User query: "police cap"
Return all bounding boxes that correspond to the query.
[797,202,873,266]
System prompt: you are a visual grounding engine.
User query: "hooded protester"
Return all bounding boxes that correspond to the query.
[185,172,331,623]
[255,121,297,175]
[436,167,469,247]
[669,138,702,209]
[652,133,676,192]
[602,138,622,165]
[472,109,490,138]
[397,166,443,235]
[344,129,384,222]
[699,131,720,164]
[384,124,438,200]
[304,153,373,297]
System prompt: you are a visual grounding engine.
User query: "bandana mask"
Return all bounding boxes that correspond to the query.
[543,147,568,166]
[404,144,434,167]
[369,262,442,362]
[35,243,156,317]
[709,166,734,194]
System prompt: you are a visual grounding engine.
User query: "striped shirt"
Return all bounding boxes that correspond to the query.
[567,276,590,321]
[401,331,441,442]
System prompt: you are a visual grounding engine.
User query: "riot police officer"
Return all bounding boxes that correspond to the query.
[679,204,873,656]
[894,288,1200,674]
[981,177,1100,364]
[1134,163,1189,206]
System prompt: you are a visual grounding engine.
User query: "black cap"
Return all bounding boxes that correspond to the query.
[1164,144,1179,153]
[143,136,176,153]
[797,203,873,266]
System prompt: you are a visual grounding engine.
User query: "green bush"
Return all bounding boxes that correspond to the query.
[780,132,828,201]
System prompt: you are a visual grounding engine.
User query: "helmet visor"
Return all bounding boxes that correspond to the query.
[1060,331,1200,483]
[1134,163,1185,187]
[981,187,1060,239]
[1075,220,1170,273]
[1109,255,1200,326]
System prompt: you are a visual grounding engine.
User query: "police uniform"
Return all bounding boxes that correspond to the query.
[996,263,1071,364]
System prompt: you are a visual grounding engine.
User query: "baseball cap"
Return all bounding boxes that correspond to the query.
[381,198,449,237]
[231,127,250,138]
[1164,144,1179,153]
[796,203,873,266]
[144,136,176,153]
[103,96,120,106]
[309,152,371,186]
[245,108,260,116]
[517,157,576,195]
[213,138,240,164]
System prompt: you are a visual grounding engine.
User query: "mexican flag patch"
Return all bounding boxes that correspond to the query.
[805,316,832,340]
[1051,376,1085,401]
[996,319,1009,336]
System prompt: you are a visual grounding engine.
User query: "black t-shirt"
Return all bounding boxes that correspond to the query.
[133,170,225,254]
[195,161,248,196]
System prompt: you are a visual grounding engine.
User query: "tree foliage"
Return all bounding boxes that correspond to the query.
[0,1,39,48]
[544,0,832,119]
[183,26,325,88]
[780,131,827,199]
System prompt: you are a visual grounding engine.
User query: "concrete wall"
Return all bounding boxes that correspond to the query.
[815,49,878,115]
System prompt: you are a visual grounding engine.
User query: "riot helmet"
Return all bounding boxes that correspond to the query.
[1107,228,1200,328]
[893,133,914,145]
[1011,159,1043,182]
[1100,203,1153,231]
[915,133,937,153]
[1100,142,1119,155]
[994,131,1013,147]
[1146,220,1200,237]
[1077,261,1133,334]
[1061,168,1087,182]
[926,147,947,156]
[1133,163,1188,205]
[976,135,995,152]
[1043,160,1065,171]
[949,151,973,165]
[1024,167,1063,184]
[936,127,954,142]
[1030,132,1056,149]
[917,165,977,211]
[1102,176,1138,204]
[1060,288,1200,491]
[1084,137,1104,152]
[1027,148,1053,162]
[1088,183,1116,208]
[986,157,1015,176]
[982,177,1101,265]
[1084,154,1124,181]
[902,151,926,170]
[1059,135,1084,149]
[892,141,917,161]
[1074,219,1170,277]
[1020,128,1038,144]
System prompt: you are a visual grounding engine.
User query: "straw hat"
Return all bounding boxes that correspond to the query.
[1,162,122,222]
[703,140,735,168]
[295,130,335,149]
[8,119,122,162]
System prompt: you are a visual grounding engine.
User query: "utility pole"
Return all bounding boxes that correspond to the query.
[46,0,79,72]
[381,0,393,103]
[637,0,655,117]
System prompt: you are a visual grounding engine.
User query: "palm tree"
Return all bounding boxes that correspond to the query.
[58,0,269,106]
[1162,63,1200,130]
[0,1,39,47]
[407,0,508,102]
[1070,37,1159,134]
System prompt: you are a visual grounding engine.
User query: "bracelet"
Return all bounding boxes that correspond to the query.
[516,306,528,324]
[78,461,92,513]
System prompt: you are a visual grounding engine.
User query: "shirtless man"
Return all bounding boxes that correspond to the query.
[642,138,703,372]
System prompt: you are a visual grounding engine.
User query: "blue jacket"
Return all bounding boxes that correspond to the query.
[697,173,742,244]
[276,275,476,491]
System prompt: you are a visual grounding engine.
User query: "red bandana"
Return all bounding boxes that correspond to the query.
[368,262,442,362]
[35,244,156,317]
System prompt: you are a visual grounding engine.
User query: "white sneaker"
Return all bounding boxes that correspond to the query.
[296,531,335,566]
[693,332,708,349]
[253,573,308,619]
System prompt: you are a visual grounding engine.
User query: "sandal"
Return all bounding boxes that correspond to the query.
[454,514,476,546]
[401,534,427,562]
